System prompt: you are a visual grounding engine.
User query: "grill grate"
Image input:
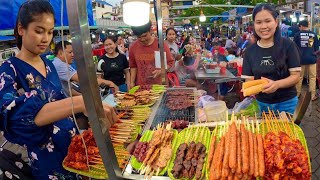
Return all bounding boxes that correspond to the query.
[151,89,196,129]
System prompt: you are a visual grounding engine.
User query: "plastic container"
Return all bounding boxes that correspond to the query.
[203,100,227,122]
[220,67,226,74]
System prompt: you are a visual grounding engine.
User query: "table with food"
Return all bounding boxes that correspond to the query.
[61,84,312,180]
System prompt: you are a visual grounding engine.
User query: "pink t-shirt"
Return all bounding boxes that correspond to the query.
[129,38,174,86]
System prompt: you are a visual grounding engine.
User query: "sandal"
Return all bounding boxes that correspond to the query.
[312,96,318,101]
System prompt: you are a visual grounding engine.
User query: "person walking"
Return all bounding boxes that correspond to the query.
[294,20,320,101]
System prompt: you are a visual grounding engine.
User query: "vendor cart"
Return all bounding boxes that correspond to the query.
[59,1,313,179]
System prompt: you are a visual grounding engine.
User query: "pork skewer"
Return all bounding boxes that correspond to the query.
[207,127,217,170]
[256,119,265,177]
[247,119,254,176]
[236,120,242,179]
[222,121,231,178]
[252,120,259,177]
[229,118,237,173]
[241,117,249,174]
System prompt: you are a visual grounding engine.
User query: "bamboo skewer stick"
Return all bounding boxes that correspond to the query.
[185,126,192,144]
[263,112,271,132]
[278,111,294,138]
[193,126,200,142]
[89,161,104,165]
[288,114,297,140]
[272,111,282,133]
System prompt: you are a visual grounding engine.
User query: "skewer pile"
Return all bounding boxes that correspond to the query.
[110,120,142,144]
[139,123,175,179]
[116,107,151,122]
[64,129,105,171]
[64,119,141,171]
[116,90,160,107]
[263,111,311,180]
[207,114,265,180]
[171,126,207,180]
[164,119,189,132]
[166,90,194,110]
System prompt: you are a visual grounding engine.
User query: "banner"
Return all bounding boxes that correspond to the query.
[0,0,94,30]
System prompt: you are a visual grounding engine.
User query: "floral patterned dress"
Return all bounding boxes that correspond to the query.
[0,57,77,180]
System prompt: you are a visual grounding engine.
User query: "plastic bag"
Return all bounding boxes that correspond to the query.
[198,95,215,108]
[231,97,254,113]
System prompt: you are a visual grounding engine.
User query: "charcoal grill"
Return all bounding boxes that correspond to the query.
[142,88,198,130]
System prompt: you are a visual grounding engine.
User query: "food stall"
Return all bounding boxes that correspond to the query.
[62,83,312,180]
[61,1,312,180]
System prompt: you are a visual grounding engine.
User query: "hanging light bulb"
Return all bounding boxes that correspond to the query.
[292,17,297,23]
[123,0,150,26]
[102,30,105,33]
[199,9,206,22]
[91,34,96,38]
[195,22,199,30]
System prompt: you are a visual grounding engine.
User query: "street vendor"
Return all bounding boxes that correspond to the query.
[241,3,301,114]
[0,0,117,179]
[129,21,174,89]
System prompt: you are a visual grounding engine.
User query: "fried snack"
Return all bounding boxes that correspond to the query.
[242,79,268,97]
[120,99,136,106]
[242,79,268,89]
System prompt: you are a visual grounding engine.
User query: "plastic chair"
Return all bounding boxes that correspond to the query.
[167,72,180,87]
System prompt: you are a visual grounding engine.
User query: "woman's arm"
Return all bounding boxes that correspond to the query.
[34,95,84,126]
[130,68,137,89]
[97,78,118,89]
[35,95,117,127]
[124,68,130,87]
[262,71,300,94]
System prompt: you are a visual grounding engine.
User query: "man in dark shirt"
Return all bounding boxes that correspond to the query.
[294,20,319,101]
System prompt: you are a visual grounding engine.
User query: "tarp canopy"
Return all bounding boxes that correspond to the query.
[210,7,248,23]
[0,36,15,42]
[0,0,94,30]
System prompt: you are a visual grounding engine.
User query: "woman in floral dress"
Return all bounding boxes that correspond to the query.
[0,1,117,179]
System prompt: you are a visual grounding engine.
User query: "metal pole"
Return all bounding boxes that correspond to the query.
[311,2,314,31]
[66,0,122,179]
[155,0,167,85]
[165,15,239,20]
[170,4,254,10]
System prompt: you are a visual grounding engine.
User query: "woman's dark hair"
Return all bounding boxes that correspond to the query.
[54,41,71,56]
[226,48,236,55]
[179,36,191,55]
[104,36,119,53]
[166,28,176,37]
[14,0,55,50]
[252,3,287,78]
[131,21,151,36]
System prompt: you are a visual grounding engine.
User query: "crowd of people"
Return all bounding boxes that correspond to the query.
[0,0,319,179]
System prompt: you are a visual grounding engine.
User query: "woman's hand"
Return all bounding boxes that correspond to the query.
[152,69,162,78]
[81,100,117,127]
[262,77,279,94]
[129,82,135,90]
[102,103,117,126]
[110,82,119,92]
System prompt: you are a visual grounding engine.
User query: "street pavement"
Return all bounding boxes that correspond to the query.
[301,97,320,179]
